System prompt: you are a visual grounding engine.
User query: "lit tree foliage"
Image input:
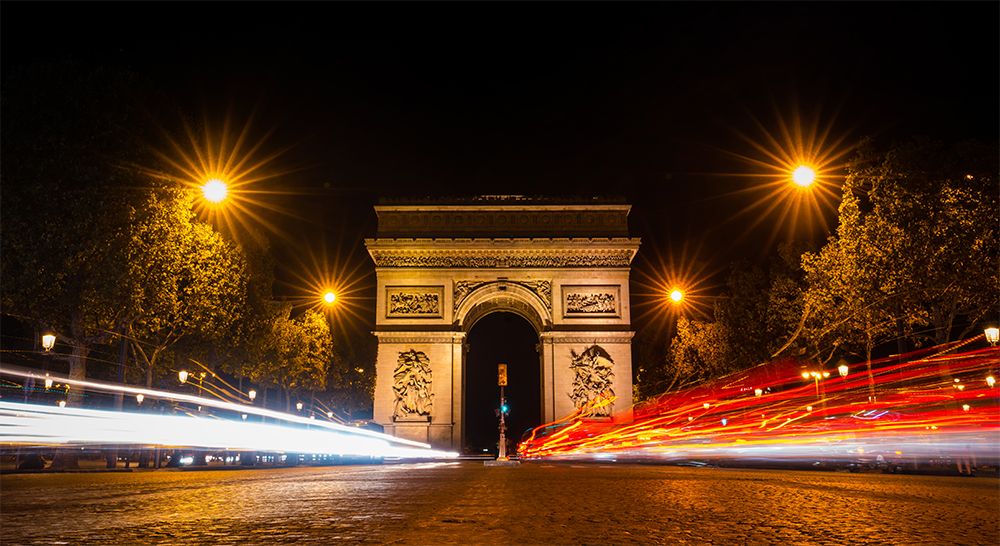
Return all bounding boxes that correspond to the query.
[125,191,249,387]
[248,307,332,411]
[799,138,998,362]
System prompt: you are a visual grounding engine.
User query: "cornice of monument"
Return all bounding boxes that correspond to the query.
[365,237,640,268]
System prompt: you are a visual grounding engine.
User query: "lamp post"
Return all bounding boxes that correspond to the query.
[985,327,999,346]
[248,389,257,402]
[178,370,189,385]
[296,401,303,412]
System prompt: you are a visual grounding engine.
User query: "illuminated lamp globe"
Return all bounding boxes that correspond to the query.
[669,289,684,303]
[323,291,337,305]
[792,165,816,187]
[41,333,56,352]
[248,389,257,401]
[202,179,228,203]
[985,327,999,346]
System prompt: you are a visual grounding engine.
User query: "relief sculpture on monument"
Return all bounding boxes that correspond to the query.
[392,349,433,420]
[568,345,616,417]
[563,285,621,316]
[386,287,443,317]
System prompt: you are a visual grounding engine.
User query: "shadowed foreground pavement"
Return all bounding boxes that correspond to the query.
[2,462,997,544]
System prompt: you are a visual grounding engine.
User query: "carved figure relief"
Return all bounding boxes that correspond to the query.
[453,279,552,312]
[568,345,615,417]
[392,349,433,419]
[386,286,443,318]
[563,285,621,316]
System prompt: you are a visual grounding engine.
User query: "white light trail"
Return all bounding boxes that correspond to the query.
[0,367,457,459]
[0,402,454,459]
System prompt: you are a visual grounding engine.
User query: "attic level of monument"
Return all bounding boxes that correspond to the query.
[374,196,631,238]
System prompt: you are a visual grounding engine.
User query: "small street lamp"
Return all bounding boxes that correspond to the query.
[323,291,337,305]
[41,333,56,352]
[296,401,303,412]
[136,394,145,405]
[754,388,763,397]
[838,364,849,378]
[248,389,257,402]
[44,374,54,389]
[985,327,999,346]
[58,400,66,408]
[178,370,189,384]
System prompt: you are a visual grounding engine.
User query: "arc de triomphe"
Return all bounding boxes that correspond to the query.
[365,196,640,450]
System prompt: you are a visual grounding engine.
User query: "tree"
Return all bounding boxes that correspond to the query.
[125,191,249,387]
[247,307,332,411]
[798,138,998,365]
[868,139,998,344]
[1,63,155,404]
[664,317,731,385]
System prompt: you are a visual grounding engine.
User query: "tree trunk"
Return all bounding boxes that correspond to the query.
[67,343,89,407]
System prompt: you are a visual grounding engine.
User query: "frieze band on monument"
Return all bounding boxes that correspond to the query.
[368,249,635,268]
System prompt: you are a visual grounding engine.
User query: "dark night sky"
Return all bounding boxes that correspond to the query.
[3,2,997,428]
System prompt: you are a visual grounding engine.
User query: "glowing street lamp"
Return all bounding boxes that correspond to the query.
[201,178,228,203]
[248,389,257,402]
[44,374,54,389]
[754,388,763,397]
[136,394,145,405]
[326,411,334,419]
[838,364,849,378]
[41,333,56,352]
[178,370,189,384]
[669,289,684,304]
[791,165,816,187]
[985,327,999,346]
[58,400,66,408]
[323,291,337,305]
[296,401,304,412]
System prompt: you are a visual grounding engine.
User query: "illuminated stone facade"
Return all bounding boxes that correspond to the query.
[366,197,639,450]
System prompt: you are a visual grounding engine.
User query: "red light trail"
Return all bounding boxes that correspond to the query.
[519,342,999,469]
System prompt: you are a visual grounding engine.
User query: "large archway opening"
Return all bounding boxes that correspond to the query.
[464,312,541,455]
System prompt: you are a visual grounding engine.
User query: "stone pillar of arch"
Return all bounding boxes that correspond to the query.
[365,197,640,451]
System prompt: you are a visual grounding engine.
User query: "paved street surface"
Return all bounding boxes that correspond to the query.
[2,462,997,544]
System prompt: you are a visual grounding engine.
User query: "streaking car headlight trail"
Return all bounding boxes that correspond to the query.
[0,367,457,459]
[519,342,999,468]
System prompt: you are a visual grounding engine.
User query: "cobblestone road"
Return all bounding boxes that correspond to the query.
[2,462,997,545]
